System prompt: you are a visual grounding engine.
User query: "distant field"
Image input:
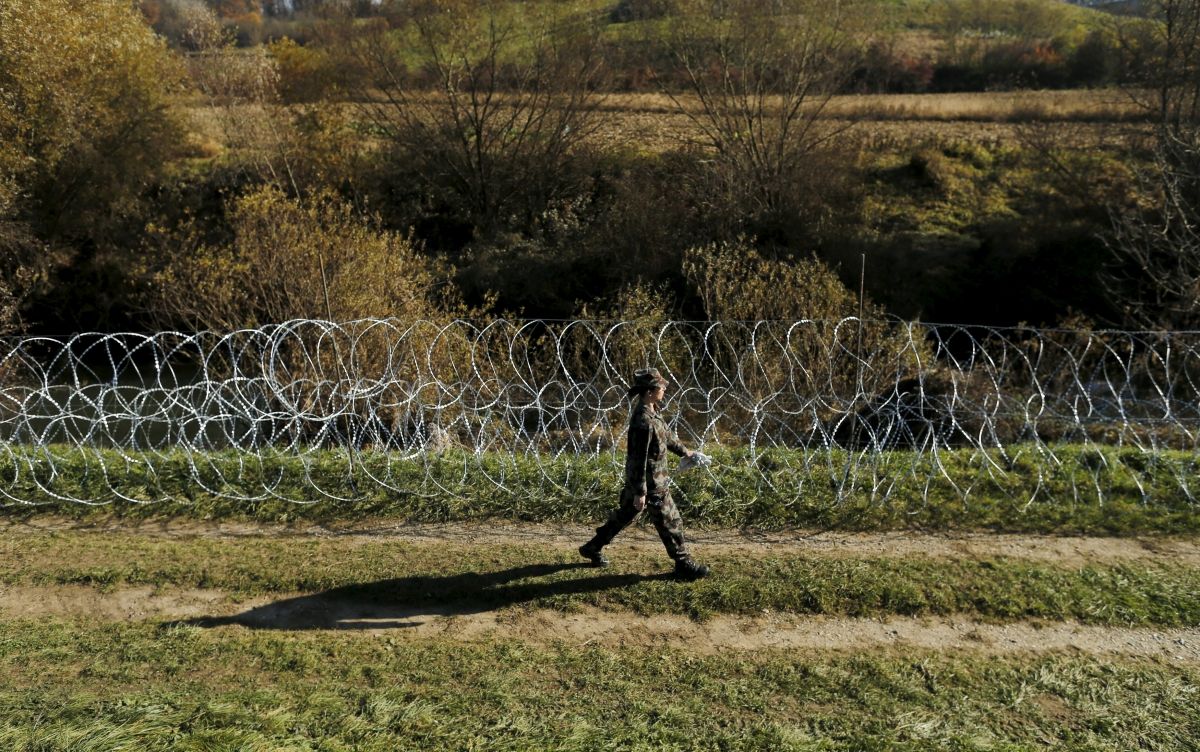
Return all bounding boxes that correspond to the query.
[590,89,1149,151]
[598,89,1146,121]
[183,88,1152,160]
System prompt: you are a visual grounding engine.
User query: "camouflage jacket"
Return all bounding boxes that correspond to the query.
[623,401,687,497]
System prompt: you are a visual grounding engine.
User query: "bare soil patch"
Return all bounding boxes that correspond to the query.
[9,517,1199,566]
[2,583,1197,662]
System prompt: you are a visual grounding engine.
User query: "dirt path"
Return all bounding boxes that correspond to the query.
[2,583,1197,662]
[6,521,1197,661]
[9,517,1200,566]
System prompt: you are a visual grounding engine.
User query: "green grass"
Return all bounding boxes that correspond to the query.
[3,443,1200,534]
[5,532,1200,625]
[0,620,1196,751]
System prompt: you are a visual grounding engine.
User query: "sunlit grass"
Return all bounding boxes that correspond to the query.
[0,620,1196,750]
[4,530,1199,625]
[2,443,1198,534]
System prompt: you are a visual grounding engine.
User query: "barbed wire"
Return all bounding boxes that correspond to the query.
[1,318,1198,509]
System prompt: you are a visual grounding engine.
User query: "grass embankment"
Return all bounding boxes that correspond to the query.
[0,620,1195,751]
[6,532,1199,626]
[4,444,1200,534]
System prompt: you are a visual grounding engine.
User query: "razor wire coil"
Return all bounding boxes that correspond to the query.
[1,317,1199,510]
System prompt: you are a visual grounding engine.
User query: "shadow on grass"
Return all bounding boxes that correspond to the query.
[171,562,670,631]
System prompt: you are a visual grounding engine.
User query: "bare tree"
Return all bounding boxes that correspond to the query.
[1109,128,1200,328]
[1108,0,1200,328]
[659,0,877,226]
[325,0,605,238]
[181,4,304,193]
[1140,0,1200,128]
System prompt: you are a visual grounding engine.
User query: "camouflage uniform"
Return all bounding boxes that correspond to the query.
[587,392,691,560]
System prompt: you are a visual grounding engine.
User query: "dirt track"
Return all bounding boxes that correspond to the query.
[10,517,1200,566]
[5,520,1198,661]
[2,583,1198,662]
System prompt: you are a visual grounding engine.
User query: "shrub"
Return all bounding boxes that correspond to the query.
[139,186,489,445]
[268,37,338,103]
[0,0,184,240]
[979,40,1069,88]
[682,239,928,415]
[610,0,678,23]
[853,40,936,93]
[572,281,682,384]
[140,186,464,330]
[1068,29,1120,87]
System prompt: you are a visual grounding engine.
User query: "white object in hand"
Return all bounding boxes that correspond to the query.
[678,451,712,471]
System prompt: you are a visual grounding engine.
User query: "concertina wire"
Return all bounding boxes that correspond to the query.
[1,318,1197,510]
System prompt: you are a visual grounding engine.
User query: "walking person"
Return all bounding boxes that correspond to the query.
[579,368,710,580]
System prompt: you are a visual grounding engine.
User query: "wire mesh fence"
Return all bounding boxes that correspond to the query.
[1,318,1198,509]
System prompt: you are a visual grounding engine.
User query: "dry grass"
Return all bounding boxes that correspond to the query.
[585,105,1147,154]
[596,88,1147,121]
[176,88,1151,159]
[823,88,1147,122]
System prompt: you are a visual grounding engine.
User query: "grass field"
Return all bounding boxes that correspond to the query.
[182,88,1152,161]
[5,443,1196,747]
[2,440,1197,748]
[597,89,1147,122]
[5,444,1200,535]
[1,521,1198,750]
[3,625,1197,750]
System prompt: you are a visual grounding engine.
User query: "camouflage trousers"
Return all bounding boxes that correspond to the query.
[587,486,690,561]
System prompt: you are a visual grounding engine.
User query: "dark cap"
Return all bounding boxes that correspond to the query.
[628,367,668,396]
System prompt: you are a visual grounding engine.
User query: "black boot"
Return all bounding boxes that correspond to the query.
[673,557,709,581]
[578,542,610,568]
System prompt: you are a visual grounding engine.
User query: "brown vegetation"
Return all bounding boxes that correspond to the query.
[1105,0,1200,329]
[0,0,1192,336]
[140,186,463,330]
[0,0,183,331]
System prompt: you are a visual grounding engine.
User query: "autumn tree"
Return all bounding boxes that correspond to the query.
[0,0,183,332]
[141,186,463,330]
[140,187,483,435]
[682,239,926,422]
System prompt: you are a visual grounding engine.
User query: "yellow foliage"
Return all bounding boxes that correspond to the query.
[683,239,928,407]
[573,282,682,386]
[683,240,867,322]
[143,186,464,331]
[140,187,489,425]
[0,0,184,235]
[0,0,182,332]
[268,37,337,103]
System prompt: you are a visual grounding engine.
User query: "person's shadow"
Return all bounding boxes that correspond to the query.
[171,562,670,631]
